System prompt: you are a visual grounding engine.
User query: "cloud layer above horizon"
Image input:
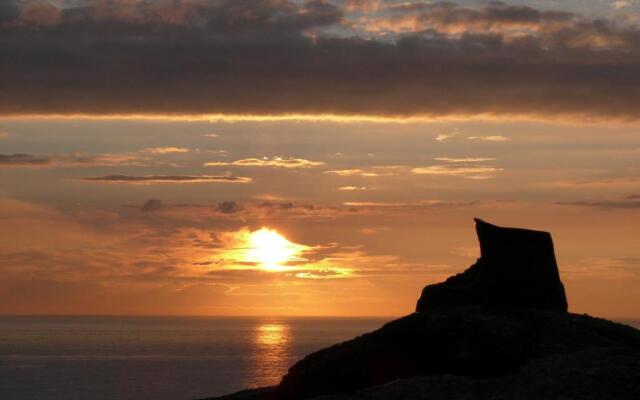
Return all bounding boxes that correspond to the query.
[1,0,640,119]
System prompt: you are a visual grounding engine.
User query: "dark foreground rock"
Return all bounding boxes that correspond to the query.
[209,307,640,400]
[207,219,639,400]
[314,350,640,400]
[416,219,567,312]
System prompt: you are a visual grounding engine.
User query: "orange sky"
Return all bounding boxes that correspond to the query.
[1,0,640,318]
[1,117,639,318]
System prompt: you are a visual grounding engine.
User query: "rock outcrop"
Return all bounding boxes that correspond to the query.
[207,219,640,400]
[416,219,567,312]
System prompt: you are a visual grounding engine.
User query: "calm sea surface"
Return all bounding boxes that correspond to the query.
[0,316,389,400]
[1,316,638,400]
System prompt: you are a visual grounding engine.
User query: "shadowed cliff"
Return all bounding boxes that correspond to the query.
[207,219,640,400]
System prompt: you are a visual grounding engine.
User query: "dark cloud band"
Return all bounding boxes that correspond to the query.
[1,1,640,119]
[557,200,640,209]
[0,154,51,166]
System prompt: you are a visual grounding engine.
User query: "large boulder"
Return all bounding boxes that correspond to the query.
[416,219,567,312]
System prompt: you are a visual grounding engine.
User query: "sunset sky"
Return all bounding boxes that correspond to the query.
[1,0,639,318]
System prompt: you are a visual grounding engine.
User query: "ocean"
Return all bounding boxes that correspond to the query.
[0,316,388,400]
[1,316,638,400]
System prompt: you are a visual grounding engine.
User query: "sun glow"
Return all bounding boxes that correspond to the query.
[206,227,353,278]
[245,228,308,271]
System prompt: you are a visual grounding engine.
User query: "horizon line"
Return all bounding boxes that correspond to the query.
[1,313,639,321]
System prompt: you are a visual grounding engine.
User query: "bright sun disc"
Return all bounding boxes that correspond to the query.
[245,228,307,271]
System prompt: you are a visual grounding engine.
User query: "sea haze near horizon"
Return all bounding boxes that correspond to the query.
[1,316,638,400]
[0,316,389,400]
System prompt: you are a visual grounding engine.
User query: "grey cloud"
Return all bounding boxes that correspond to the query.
[12,0,342,32]
[0,152,151,167]
[83,175,253,183]
[256,201,296,210]
[0,153,51,166]
[0,0,19,23]
[216,200,241,214]
[557,199,640,209]
[386,1,574,30]
[142,199,163,211]
[1,1,640,119]
[129,198,476,221]
[127,199,355,220]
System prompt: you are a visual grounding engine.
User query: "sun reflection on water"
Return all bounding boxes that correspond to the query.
[256,323,289,346]
[246,321,292,388]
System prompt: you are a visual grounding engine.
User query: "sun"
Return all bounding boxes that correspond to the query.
[245,228,307,271]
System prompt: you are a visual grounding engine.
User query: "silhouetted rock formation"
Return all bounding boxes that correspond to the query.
[207,220,639,400]
[209,309,640,400]
[417,219,567,313]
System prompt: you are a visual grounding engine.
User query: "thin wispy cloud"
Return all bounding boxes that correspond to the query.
[543,177,640,189]
[339,186,368,191]
[344,201,408,207]
[557,194,640,209]
[468,136,510,142]
[325,169,398,177]
[558,200,640,209]
[204,157,324,168]
[197,149,228,156]
[83,175,253,184]
[342,200,473,210]
[435,157,497,163]
[143,147,189,154]
[411,165,503,179]
[358,227,391,235]
[435,132,458,142]
[563,257,640,280]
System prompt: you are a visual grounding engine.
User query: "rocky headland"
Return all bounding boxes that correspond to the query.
[207,219,640,400]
